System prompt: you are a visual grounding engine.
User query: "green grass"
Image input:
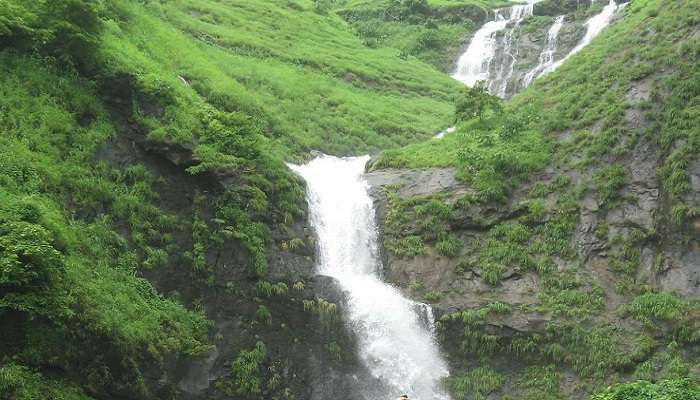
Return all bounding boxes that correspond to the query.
[101,0,462,157]
[451,366,505,400]
[335,0,512,71]
[592,379,700,400]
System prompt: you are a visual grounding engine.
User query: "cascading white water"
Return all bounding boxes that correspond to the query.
[521,15,565,87]
[451,0,539,95]
[541,0,619,75]
[290,155,450,400]
[434,126,456,139]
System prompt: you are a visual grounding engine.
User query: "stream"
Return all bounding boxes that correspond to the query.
[290,155,450,400]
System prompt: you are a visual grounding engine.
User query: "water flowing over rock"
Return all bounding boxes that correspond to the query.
[434,126,456,139]
[522,15,565,87]
[290,155,450,400]
[541,0,620,75]
[452,0,539,95]
[452,0,624,98]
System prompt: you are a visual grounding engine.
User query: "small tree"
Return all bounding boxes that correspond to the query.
[455,81,502,122]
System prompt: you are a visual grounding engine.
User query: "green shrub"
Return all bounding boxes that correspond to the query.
[255,305,272,325]
[0,0,104,66]
[424,291,442,303]
[625,292,685,324]
[478,223,534,285]
[451,367,505,400]
[519,365,562,400]
[592,379,700,400]
[386,235,425,258]
[220,342,268,398]
[593,165,626,207]
[436,233,463,257]
[0,363,92,400]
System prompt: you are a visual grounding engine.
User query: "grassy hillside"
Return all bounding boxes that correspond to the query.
[336,0,509,71]
[100,0,463,157]
[370,0,700,398]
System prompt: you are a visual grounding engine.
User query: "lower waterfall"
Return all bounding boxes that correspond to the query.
[290,155,450,400]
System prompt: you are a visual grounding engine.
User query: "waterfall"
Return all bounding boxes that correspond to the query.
[290,155,450,400]
[434,126,456,139]
[540,0,619,76]
[451,0,539,96]
[521,15,565,87]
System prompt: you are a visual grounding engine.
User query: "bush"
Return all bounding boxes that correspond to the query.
[386,235,425,258]
[455,82,502,122]
[625,292,685,324]
[220,342,268,398]
[0,363,92,400]
[436,233,463,257]
[592,379,700,400]
[593,165,625,207]
[0,1,104,66]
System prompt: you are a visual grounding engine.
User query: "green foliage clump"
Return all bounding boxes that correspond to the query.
[303,298,338,329]
[455,82,503,122]
[592,379,700,400]
[439,303,512,357]
[220,342,268,399]
[518,365,563,400]
[593,165,625,207]
[543,323,641,380]
[386,235,426,258]
[451,366,505,400]
[478,223,534,285]
[0,363,93,400]
[415,197,455,239]
[436,233,463,257]
[537,271,605,317]
[0,0,103,66]
[424,291,442,303]
[625,292,685,324]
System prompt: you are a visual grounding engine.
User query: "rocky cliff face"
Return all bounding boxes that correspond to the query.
[365,9,700,394]
[366,146,700,398]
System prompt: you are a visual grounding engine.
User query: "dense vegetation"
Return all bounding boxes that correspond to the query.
[0,0,461,398]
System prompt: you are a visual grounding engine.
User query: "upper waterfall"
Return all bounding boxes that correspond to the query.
[451,0,540,95]
[451,0,624,98]
[290,155,450,400]
[541,0,620,76]
[522,15,566,87]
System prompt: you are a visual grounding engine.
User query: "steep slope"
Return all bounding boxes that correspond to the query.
[336,0,509,71]
[0,1,463,399]
[367,0,700,398]
[100,0,462,157]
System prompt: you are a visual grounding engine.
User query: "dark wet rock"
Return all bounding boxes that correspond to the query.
[658,249,700,299]
[365,167,461,198]
[179,346,219,396]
